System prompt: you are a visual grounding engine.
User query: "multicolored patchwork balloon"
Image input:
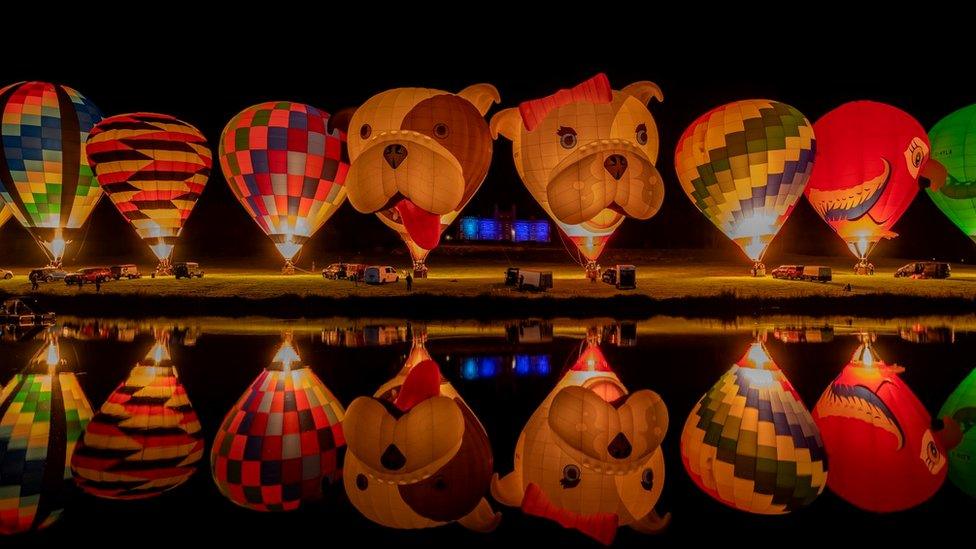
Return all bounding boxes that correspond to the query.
[210,337,345,512]
[939,367,976,497]
[0,81,103,265]
[70,340,203,499]
[675,100,815,271]
[0,337,93,534]
[681,342,827,514]
[86,113,211,269]
[927,104,976,242]
[218,102,348,269]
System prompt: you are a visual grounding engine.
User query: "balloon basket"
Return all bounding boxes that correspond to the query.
[155,259,172,277]
[585,261,600,282]
[412,261,428,279]
[281,261,296,276]
[750,261,766,277]
[854,258,875,275]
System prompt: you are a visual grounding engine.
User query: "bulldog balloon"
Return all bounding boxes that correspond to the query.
[344,84,499,277]
[491,74,666,276]
[492,341,669,546]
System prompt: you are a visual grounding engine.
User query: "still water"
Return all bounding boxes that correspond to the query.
[1,316,974,545]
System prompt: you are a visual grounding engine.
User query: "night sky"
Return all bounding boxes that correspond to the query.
[2,19,974,268]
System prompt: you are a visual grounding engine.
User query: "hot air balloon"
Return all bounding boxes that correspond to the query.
[0,82,103,267]
[675,100,815,276]
[927,104,976,242]
[70,336,203,499]
[86,113,211,275]
[345,84,499,277]
[0,335,93,534]
[804,101,934,274]
[218,102,348,274]
[813,341,953,512]
[680,341,827,514]
[491,74,666,278]
[342,338,499,532]
[210,335,345,511]
[940,367,976,497]
[492,339,670,545]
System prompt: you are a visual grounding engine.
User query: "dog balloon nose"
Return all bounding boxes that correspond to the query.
[607,432,632,459]
[604,154,628,180]
[381,443,407,470]
[383,144,408,169]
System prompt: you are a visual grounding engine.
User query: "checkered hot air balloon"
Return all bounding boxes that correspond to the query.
[210,338,345,512]
[680,341,827,514]
[86,113,211,273]
[70,340,203,499]
[0,336,93,534]
[218,102,348,273]
[675,100,815,275]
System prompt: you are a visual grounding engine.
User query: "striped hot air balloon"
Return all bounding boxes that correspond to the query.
[218,102,348,273]
[210,337,345,511]
[675,100,815,276]
[70,340,203,499]
[680,341,827,514]
[0,337,93,534]
[86,113,211,273]
[0,81,103,266]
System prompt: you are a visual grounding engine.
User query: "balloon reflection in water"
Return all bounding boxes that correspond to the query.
[0,335,92,534]
[681,341,827,514]
[210,335,345,511]
[492,339,670,545]
[813,341,955,512]
[941,367,976,497]
[70,335,203,499]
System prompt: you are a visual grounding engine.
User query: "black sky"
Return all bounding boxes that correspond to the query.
[1,14,974,268]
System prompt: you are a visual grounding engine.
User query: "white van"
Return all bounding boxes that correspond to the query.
[364,266,400,285]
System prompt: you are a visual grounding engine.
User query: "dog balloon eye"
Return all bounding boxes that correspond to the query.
[356,474,368,491]
[641,469,654,491]
[560,464,581,488]
[636,123,648,146]
[557,126,578,149]
[433,123,450,139]
[360,124,372,140]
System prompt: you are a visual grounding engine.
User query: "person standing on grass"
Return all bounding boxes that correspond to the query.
[95,278,101,293]
[31,277,38,291]
[406,272,413,291]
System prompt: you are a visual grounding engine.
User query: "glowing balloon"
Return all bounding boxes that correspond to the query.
[70,339,203,499]
[343,352,499,532]
[491,74,666,275]
[680,341,827,514]
[804,101,931,267]
[210,337,345,511]
[0,336,93,534]
[492,341,670,545]
[940,367,976,497]
[86,113,211,272]
[0,82,103,266]
[813,343,950,512]
[675,100,815,274]
[218,102,348,272]
[927,104,976,242]
[345,84,499,277]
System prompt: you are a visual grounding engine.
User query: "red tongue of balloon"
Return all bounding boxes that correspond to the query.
[395,199,442,251]
[521,483,618,545]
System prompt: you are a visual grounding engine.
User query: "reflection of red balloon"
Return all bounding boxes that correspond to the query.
[804,101,930,260]
[812,345,948,512]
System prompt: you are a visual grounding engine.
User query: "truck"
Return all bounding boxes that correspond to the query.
[800,266,831,282]
[517,270,553,291]
[601,265,637,290]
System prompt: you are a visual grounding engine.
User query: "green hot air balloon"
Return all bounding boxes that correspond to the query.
[928,104,976,242]
[939,368,976,497]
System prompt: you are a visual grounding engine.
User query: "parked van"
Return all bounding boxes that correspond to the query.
[801,266,832,282]
[517,270,553,291]
[895,261,951,279]
[601,265,637,289]
[364,266,399,285]
[111,264,141,280]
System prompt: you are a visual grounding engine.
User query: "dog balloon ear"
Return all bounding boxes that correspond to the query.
[457,83,501,116]
[621,81,663,106]
[327,107,357,135]
[490,108,522,141]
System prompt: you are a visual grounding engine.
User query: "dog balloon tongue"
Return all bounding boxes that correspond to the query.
[395,199,442,252]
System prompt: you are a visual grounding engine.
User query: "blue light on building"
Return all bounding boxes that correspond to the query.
[459,354,551,379]
[458,215,549,243]
[479,219,501,240]
[531,220,550,242]
[513,221,531,242]
[460,217,479,240]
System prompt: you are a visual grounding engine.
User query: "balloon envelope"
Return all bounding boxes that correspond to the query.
[675,100,815,263]
[0,204,11,228]
[86,113,211,261]
[927,104,976,242]
[804,101,929,259]
[218,102,348,262]
[938,367,976,497]
[0,82,103,263]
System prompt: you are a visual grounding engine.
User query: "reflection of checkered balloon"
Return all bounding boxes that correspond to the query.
[210,366,345,512]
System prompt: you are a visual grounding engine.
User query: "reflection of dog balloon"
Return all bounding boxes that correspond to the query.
[492,341,669,546]
[344,84,500,277]
[491,74,666,276]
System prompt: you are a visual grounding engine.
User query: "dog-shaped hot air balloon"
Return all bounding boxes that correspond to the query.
[492,341,669,545]
[343,84,499,277]
[342,357,499,531]
[491,74,666,278]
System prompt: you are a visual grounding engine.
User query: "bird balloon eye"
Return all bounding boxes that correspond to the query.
[557,126,578,149]
[914,150,924,167]
[641,468,654,491]
[560,464,581,488]
[433,123,450,139]
[360,124,372,140]
[636,123,648,145]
